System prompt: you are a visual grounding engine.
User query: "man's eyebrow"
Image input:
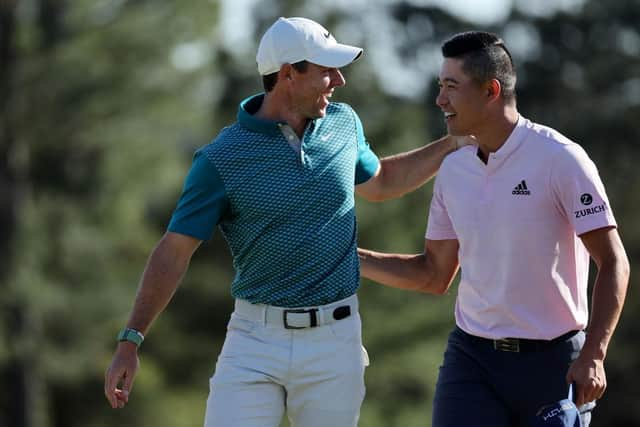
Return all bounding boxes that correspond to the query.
[438,77,460,84]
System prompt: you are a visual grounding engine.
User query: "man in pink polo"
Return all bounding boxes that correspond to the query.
[358,31,630,426]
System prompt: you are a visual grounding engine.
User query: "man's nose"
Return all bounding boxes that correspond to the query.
[435,89,447,108]
[330,68,346,87]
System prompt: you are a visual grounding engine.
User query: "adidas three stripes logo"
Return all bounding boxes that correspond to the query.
[512,180,531,195]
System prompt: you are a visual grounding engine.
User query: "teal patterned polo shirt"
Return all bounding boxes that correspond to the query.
[168,93,379,307]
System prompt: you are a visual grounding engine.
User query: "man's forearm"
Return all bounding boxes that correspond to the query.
[581,257,630,360]
[372,135,457,201]
[358,248,446,294]
[126,237,193,334]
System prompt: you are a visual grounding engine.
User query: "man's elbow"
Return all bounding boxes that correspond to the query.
[431,280,452,295]
[358,166,405,202]
[357,181,391,202]
[358,189,383,202]
[417,277,451,295]
[362,186,410,202]
[607,249,631,284]
[619,253,631,284]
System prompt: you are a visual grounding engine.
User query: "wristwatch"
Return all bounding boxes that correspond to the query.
[117,328,145,347]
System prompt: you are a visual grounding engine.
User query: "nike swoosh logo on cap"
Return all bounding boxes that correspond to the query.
[323,31,330,38]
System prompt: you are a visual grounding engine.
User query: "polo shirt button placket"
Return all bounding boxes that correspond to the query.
[477,169,492,223]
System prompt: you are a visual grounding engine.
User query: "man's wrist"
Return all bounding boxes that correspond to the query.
[117,327,145,347]
[580,343,607,361]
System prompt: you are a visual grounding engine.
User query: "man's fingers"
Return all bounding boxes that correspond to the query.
[121,371,136,403]
[565,371,574,387]
[105,366,126,408]
[575,383,588,406]
[566,357,607,407]
[114,389,128,408]
[104,346,139,409]
[574,380,605,406]
[104,367,120,408]
[104,367,117,407]
[584,379,605,404]
[597,382,607,400]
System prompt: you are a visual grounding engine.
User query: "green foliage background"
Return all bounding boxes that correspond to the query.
[1,0,638,426]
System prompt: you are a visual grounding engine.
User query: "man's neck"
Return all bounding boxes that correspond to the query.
[474,106,520,163]
[255,92,308,138]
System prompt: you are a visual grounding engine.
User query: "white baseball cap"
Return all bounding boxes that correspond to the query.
[256,17,363,76]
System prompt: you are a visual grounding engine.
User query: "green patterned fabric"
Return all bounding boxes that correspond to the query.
[169,93,379,307]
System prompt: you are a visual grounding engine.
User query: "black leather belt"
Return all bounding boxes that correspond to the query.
[283,305,351,329]
[458,327,581,353]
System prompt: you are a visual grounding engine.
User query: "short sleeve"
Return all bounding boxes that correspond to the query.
[168,150,229,241]
[352,109,380,184]
[425,176,457,240]
[550,144,616,235]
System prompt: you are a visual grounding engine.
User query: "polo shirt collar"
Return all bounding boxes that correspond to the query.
[489,114,527,161]
[238,93,284,136]
[237,93,322,137]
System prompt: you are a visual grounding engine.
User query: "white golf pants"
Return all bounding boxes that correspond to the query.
[204,294,369,427]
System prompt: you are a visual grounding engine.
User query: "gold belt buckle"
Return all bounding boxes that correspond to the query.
[494,338,520,352]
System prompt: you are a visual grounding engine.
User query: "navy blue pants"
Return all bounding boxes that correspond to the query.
[433,327,593,427]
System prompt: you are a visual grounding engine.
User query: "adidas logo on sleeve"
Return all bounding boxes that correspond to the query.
[512,180,531,195]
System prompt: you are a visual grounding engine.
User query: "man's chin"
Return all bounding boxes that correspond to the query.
[309,109,326,119]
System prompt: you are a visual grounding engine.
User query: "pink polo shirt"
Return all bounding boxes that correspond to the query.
[426,116,617,340]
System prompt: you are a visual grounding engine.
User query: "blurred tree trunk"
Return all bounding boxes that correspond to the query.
[0,0,17,269]
[0,0,25,425]
[1,0,58,425]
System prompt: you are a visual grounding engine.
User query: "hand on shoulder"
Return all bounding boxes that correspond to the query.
[452,135,476,150]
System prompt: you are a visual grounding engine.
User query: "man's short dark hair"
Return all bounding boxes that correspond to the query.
[262,60,309,92]
[441,31,516,102]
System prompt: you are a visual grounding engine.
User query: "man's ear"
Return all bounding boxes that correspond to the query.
[487,79,502,102]
[279,63,293,82]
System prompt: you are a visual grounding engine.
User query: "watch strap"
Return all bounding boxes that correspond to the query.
[117,328,144,347]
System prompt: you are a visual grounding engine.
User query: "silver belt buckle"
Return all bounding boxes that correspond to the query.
[494,338,520,352]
